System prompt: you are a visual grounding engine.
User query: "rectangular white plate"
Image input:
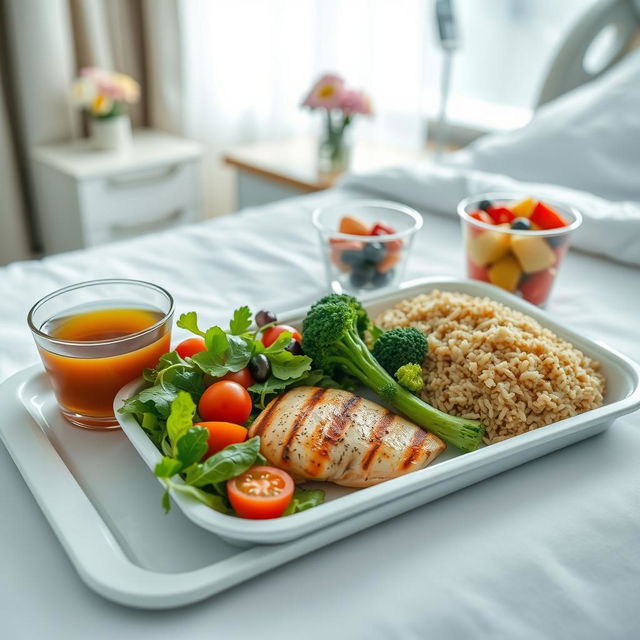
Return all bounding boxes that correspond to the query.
[115,278,640,546]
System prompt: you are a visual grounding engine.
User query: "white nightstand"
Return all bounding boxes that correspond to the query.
[31,129,203,254]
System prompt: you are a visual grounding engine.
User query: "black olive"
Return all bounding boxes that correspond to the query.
[248,354,271,382]
[363,242,386,263]
[255,310,277,327]
[478,200,492,211]
[285,339,304,356]
[511,217,532,230]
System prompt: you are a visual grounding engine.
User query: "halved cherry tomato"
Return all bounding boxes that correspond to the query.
[195,421,248,458]
[198,381,252,424]
[227,466,295,519]
[175,337,206,359]
[220,367,254,388]
[261,324,301,348]
[530,202,568,229]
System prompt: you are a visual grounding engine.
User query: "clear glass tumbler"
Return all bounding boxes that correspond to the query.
[28,279,174,429]
[312,199,423,294]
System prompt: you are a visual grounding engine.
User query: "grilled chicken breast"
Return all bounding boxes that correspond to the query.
[248,386,445,488]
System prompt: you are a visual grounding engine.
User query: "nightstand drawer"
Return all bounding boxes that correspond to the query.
[79,160,200,226]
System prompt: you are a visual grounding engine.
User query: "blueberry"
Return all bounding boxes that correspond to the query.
[372,268,395,288]
[511,217,532,230]
[546,235,568,248]
[342,250,366,266]
[350,262,376,288]
[363,242,386,263]
[478,200,492,211]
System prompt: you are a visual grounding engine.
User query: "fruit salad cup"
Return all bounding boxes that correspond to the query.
[312,200,423,294]
[458,193,582,306]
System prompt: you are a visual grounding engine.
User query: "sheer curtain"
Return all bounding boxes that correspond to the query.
[179,0,429,215]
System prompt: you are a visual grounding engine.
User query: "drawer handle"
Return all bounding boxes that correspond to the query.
[107,165,180,188]
[110,209,184,236]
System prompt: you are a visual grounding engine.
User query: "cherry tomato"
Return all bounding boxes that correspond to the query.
[261,324,301,348]
[220,367,254,388]
[195,421,248,458]
[227,466,295,519]
[175,337,206,359]
[198,381,252,425]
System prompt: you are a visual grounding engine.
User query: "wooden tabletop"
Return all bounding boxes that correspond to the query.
[223,136,430,192]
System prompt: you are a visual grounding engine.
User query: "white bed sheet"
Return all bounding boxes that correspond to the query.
[1,185,639,639]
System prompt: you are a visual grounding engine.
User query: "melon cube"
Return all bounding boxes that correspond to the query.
[510,198,537,218]
[510,235,556,273]
[467,230,510,266]
[488,254,522,292]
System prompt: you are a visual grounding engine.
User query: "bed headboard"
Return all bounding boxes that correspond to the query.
[537,0,640,107]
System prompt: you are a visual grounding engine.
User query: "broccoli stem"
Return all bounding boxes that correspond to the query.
[333,329,484,452]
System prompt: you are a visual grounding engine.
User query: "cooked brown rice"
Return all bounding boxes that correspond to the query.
[375,290,605,444]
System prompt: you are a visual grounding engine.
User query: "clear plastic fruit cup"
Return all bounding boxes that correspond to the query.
[458,193,582,306]
[312,200,423,294]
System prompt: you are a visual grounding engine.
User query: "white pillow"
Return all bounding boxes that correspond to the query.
[446,47,640,203]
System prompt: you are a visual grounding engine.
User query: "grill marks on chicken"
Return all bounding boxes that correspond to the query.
[248,387,445,488]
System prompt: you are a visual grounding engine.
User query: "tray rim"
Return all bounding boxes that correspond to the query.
[115,277,640,544]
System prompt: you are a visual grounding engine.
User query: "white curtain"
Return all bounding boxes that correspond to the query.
[179,0,430,216]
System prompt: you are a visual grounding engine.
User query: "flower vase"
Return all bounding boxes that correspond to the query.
[90,114,132,151]
[317,112,351,174]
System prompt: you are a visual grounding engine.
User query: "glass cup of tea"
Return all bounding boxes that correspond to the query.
[28,279,174,430]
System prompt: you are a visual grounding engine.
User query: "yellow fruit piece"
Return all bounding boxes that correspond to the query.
[510,198,537,218]
[510,235,556,273]
[467,230,511,266]
[488,254,522,292]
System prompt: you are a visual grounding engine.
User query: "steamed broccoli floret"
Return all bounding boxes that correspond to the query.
[395,363,424,393]
[309,293,372,337]
[302,298,484,452]
[371,327,428,376]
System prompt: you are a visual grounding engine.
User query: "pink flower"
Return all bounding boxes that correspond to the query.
[302,74,345,110]
[340,89,373,116]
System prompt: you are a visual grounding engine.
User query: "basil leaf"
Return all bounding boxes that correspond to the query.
[184,436,261,487]
[177,311,206,337]
[204,326,229,354]
[176,427,208,467]
[191,350,228,377]
[167,481,229,514]
[166,391,196,449]
[263,331,293,354]
[119,382,180,419]
[282,488,325,516]
[154,456,183,478]
[161,490,171,513]
[229,306,252,335]
[268,350,312,380]
[225,335,252,372]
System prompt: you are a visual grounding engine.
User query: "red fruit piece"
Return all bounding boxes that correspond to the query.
[466,257,490,283]
[530,202,568,229]
[470,210,494,225]
[519,269,556,306]
[487,206,515,225]
[371,222,403,252]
